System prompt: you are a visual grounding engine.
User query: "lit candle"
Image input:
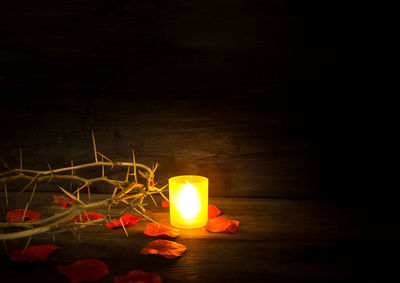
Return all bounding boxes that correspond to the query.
[169,175,208,229]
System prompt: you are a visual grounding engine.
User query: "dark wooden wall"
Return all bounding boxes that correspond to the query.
[1,1,357,200]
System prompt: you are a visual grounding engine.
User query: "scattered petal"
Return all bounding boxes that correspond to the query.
[72,212,104,222]
[208,204,222,218]
[140,239,186,259]
[205,217,239,233]
[161,200,169,208]
[144,223,179,238]
[10,244,60,262]
[6,209,41,222]
[105,214,142,229]
[114,270,162,283]
[52,195,77,208]
[57,259,109,283]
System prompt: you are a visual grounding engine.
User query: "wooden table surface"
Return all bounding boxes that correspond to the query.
[1,193,399,283]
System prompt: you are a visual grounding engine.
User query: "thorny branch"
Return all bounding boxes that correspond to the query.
[0,132,167,242]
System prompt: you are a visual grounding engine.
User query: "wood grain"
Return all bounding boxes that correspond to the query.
[0,193,398,282]
[0,0,351,200]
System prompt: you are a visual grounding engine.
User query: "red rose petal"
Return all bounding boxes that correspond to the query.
[208,204,222,218]
[140,239,186,259]
[144,223,179,238]
[72,212,104,222]
[10,244,60,262]
[161,200,169,208]
[57,259,109,283]
[114,270,162,283]
[105,214,142,229]
[6,209,42,222]
[205,217,239,233]
[52,195,77,208]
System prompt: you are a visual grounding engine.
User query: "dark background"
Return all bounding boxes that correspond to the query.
[1,0,359,202]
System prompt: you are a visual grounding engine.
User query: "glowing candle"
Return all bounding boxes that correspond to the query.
[169,175,208,229]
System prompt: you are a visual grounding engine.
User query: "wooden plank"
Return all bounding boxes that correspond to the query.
[0,95,340,199]
[0,0,346,200]
[0,193,398,282]
[3,192,398,242]
[2,236,397,283]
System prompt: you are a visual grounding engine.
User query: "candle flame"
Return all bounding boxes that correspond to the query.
[175,183,201,222]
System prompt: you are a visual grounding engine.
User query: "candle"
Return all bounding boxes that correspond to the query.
[169,175,208,229]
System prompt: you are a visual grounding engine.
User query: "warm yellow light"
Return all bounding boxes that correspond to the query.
[169,175,208,229]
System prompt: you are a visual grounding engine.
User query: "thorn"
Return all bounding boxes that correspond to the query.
[57,184,85,205]
[70,228,81,243]
[125,165,130,182]
[17,173,40,195]
[70,160,74,191]
[73,182,88,195]
[149,193,158,207]
[91,130,98,163]
[4,183,8,206]
[71,160,75,175]
[152,162,158,175]
[132,207,157,223]
[96,152,113,163]
[29,182,37,204]
[117,193,142,202]
[152,183,168,192]
[87,184,91,202]
[2,240,7,255]
[107,204,112,222]
[22,182,37,221]
[82,209,91,224]
[138,170,146,179]
[119,206,129,217]
[147,162,158,181]
[0,156,10,171]
[21,236,32,255]
[111,187,118,199]
[22,202,29,223]
[47,162,54,183]
[19,148,22,171]
[117,185,129,198]
[132,148,137,183]
[101,157,104,177]
[159,191,169,202]
[120,217,129,238]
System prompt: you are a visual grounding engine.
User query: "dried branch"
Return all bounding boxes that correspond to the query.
[0,133,167,242]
